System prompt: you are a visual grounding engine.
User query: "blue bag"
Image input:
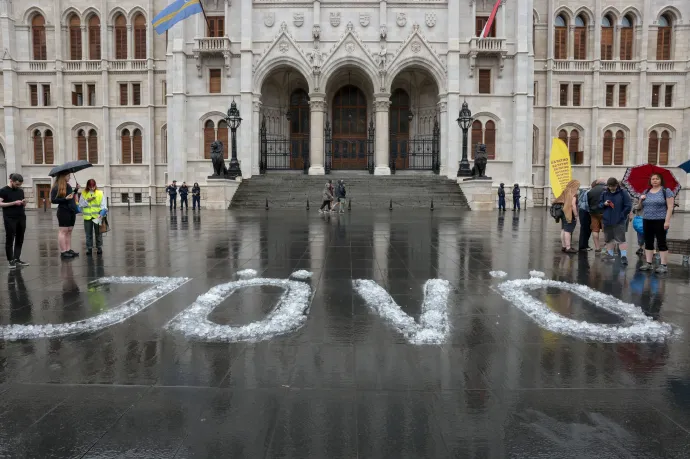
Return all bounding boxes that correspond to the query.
[632,215,643,234]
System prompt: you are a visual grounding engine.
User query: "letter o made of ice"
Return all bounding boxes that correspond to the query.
[494,277,679,342]
[165,277,312,343]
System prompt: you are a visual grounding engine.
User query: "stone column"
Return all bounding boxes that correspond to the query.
[81,25,87,60]
[437,95,450,176]
[252,96,261,175]
[374,94,391,175]
[127,24,133,59]
[308,93,326,175]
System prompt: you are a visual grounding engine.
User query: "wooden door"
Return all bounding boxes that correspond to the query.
[389,89,410,170]
[289,89,310,170]
[331,85,367,170]
[36,184,51,208]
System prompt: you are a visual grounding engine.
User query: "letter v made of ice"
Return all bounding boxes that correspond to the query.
[352,279,451,344]
[0,276,190,341]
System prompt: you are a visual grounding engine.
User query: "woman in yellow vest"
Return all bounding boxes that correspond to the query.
[81,179,107,255]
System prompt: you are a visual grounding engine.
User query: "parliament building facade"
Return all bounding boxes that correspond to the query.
[0,0,688,207]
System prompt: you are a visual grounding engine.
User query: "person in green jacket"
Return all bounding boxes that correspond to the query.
[81,179,107,256]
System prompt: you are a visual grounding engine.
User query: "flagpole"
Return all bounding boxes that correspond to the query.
[197,0,212,35]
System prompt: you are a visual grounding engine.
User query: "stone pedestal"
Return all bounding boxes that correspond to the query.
[458,178,494,211]
[205,177,242,210]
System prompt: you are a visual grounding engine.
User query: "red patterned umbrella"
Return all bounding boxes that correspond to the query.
[621,164,681,199]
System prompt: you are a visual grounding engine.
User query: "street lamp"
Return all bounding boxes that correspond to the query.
[225,99,242,179]
[456,101,473,177]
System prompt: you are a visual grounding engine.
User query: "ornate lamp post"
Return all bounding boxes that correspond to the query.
[225,99,243,179]
[456,101,473,177]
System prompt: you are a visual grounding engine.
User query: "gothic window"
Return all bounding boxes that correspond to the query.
[133,14,147,59]
[120,127,144,164]
[77,129,99,163]
[32,14,47,60]
[69,14,82,60]
[554,14,567,59]
[602,129,625,165]
[88,15,101,60]
[471,120,497,160]
[656,14,672,60]
[574,15,587,60]
[114,14,127,60]
[202,119,229,160]
[32,128,54,164]
[558,128,583,165]
[648,130,670,165]
[620,15,634,60]
[601,14,614,60]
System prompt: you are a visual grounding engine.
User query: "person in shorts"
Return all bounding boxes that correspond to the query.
[598,177,632,265]
[51,172,80,259]
[587,178,606,253]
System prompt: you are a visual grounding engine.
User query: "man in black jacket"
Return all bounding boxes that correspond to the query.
[0,174,28,268]
[587,178,607,253]
[166,180,177,211]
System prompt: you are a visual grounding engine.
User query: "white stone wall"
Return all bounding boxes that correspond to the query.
[1,0,688,207]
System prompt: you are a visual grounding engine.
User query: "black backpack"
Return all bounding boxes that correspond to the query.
[550,203,565,223]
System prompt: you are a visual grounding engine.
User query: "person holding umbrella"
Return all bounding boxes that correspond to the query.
[637,173,675,273]
[51,172,80,259]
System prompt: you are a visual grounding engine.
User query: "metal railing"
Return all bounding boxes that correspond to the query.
[194,37,231,52]
[259,117,310,173]
[469,37,507,54]
[324,120,374,174]
[389,119,440,174]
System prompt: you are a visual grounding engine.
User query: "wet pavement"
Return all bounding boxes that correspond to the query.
[1,206,690,458]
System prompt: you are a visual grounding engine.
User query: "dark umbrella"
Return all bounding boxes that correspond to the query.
[48,160,92,177]
[621,163,681,199]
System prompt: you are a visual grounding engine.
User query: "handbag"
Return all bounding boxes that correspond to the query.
[632,215,643,234]
[99,216,110,234]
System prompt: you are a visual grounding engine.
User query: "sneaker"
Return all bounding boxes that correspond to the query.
[565,248,578,254]
[621,256,628,265]
[601,252,615,261]
[86,249,92,256]
[318,210,323,214]
[8,260,16,269]
[636,247,644,256]
[96,248,103,255]
[68,250,79,257]
[14,259,29,266]
[655,265,668,274]
[639,263,654,271]
[60,251,75,259]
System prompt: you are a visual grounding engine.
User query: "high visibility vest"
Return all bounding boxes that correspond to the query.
[82,190,103,220]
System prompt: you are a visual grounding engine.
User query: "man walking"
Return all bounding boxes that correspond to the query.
[332,180,346,213]
[598,177,632,265]
[497,183,506,211]
[0,174,29,268]
[166,180,178,211]
[587,178,607,253]
[179,182,189,210]
[319,180,334,213]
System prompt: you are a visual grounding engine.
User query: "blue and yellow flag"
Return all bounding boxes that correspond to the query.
[152,0,203,35]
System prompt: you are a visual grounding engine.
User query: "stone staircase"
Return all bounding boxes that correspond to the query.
[230,173,470,209]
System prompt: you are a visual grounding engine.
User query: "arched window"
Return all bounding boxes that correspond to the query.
[114,14,127,60]
[602,130,613,165]
[133,13,146,60]
[32,128,54,164]
[470,120,497,160]
[620,15,634,60]
[532,126,539,164]
[558,128,583,165]
[554,14,567,59]
[77,129,87,161]
[121,129,131,163]
[601,14,614,60]
[471,120,483,159]
[217,120,228,159]
[31,14,47,60]
[647,130,670,166]
[656,14,672,60]
[33,130,44,164]
[132,129,143,163]
[161,125,168,163]
[69,14,82,60]
[203,120,215,159]
[88,16,101,60]
[574,15,587,60]
[613,130,625,165]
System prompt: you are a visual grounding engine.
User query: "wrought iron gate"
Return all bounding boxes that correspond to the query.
[389,118,440,174]
[324,120,374,174]
[259,117,310,174]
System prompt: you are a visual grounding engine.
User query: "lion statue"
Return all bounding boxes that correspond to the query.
[471,144,488,178]
[210,140,228,177]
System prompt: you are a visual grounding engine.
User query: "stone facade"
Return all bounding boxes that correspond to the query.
[0,0,688,207]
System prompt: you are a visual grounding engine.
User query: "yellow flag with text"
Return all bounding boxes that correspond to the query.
[549,138,572,199]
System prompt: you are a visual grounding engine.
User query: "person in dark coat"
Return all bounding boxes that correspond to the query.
[166,180,177,211]
[598,177,632,265]
[179,182,189,210]
[0,173,28,268]
[497,183,506,211]
[587,178,607,253]
[512,184,521,211]
[192,183,201,210]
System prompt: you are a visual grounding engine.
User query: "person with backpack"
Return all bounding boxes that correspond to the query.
[512,184,521,211]
[554,180,580,253]
[497,183,506,211]
[637,173,675,273]
[332,180,346,213]
[598,177,632,265]
[587,178,607,254]
[577,184,592,251]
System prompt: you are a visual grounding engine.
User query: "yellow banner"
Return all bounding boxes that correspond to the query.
[549,138,572,199]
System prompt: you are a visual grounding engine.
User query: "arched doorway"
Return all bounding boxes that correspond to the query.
[389,88,410,170]
[331,85,368,170]
[289,89,310,170]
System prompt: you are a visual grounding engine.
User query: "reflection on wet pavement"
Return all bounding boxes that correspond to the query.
[1,207,689,457]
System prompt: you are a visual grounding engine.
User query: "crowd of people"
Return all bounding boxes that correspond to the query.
[551,173,676,273]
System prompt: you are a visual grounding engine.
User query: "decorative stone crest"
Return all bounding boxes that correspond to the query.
[293,12,304,27]
[359,13,370,27]
[410,40,422,53]
[330,12,341,27]
[264,13,275,27]
[345,41,355,54]
[279,40,289,53]
[396,12,407,27]
[380,24,388,40]
[425,12,436,28]
[312,24,321,40]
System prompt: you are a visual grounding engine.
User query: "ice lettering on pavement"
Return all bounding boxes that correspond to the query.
[352,279,451,344]
[0,276,190,341]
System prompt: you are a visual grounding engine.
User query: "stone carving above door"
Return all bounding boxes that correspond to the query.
[264,13,275,27]
[396,13,407,27]
[293,13,304,28]
[330,12,341,27]
[359,13,370,27]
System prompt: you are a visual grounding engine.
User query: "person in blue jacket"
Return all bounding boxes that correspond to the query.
[178,182,189,210]
[166,180,177,211]
[512,184,521,211]
[497,183,506,211]
[598,177,632,265]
